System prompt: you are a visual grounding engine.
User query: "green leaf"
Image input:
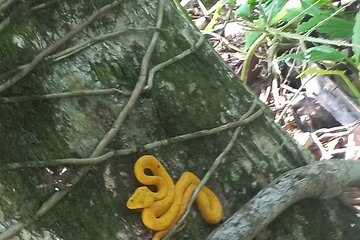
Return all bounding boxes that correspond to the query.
[263,0,287,23]
[268,0,332,26]
[301,0,331,16]
[269,0,303,25]
[244,31,262,51]
[297,16,324,32]
[352,12,360,64]
[297,16,355,38]
[305,46,346,61]
[235,1,252,19]
[278,46,346,62]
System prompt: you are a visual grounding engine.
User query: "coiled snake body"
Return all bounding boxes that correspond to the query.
[127,155,223,240]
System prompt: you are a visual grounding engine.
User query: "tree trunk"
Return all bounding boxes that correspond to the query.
[0,0,359,239]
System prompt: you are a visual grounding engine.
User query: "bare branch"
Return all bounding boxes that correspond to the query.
[0,88,130,103]
[0,0,16,13]
[144,34,206,91]
[0,0,164,238]
[48,27,159,63]
[163,101,264,239]
[0,0,122,93]
[30,0,61,11]
[2,104,265,169]
[207,160,360,240]
[0,16,9,32]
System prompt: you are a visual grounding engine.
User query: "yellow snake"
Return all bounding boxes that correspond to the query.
[126,155,223,240]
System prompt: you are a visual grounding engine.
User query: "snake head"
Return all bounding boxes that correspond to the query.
[126,186,155,209]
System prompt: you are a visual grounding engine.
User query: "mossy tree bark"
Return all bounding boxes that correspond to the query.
[0,0,359,239]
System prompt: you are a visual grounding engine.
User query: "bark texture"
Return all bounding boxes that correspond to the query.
[0,0,359,239]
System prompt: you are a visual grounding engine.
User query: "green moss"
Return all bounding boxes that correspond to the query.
[91,63,114,82]
[0,169,44,220]
[89,44,143,90]
[0,72,72,222]
[36,161,136,240]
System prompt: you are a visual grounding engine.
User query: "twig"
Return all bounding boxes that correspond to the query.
[202,31,243,53]
[163,101,264,239]
[144,34,206,91]
[0,0,122,93]
[275,74,316,123]
[0,88,131,103]
[0,0,16,13]
[0,16,9,32]
[48,27,159,63]
[3,152,117,169]
[281,46,301,94]
[0,0,63,34]
[2,104,265,169]
[207,160,360,240]
[30,0,61,11]
[313,120,359,138]
[310,132,332,160]
[0,0,164,239]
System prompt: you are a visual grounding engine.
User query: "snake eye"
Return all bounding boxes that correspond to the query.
[144,168,153,175]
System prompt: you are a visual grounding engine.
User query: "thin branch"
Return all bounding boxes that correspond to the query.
[48,27,159,63]
[0,0,122,93]
[0,88,131,103]
[0,0,62,34]
[0,16,10,32]
[163,101,263,239]
[206,160,360,240]
[0,0,164,239]
[3,152,117,169]
[0,0,16,13]
[144,34,206,91]
[90,1,164,156]
[202,31,243,53]
[275,74,316,123]
[30,0,61,11]
[2,104,265,169]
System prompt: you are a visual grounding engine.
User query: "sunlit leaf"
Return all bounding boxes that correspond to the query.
[270,0,303,25]
[305,46,346,61]
[244,31,262,51]
[352,12,360,63]
[278,46,346,62]
[297,16,354,38]
[235,1,252,19]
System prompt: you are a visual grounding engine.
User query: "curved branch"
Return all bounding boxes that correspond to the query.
[207,160,360,240]
[0,88,130,103]
[0,0,121,93]
[2,105,265,169]
[0,1,164,239]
